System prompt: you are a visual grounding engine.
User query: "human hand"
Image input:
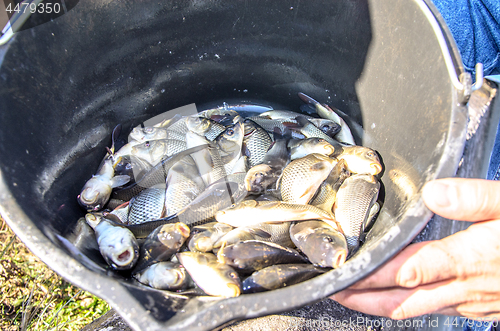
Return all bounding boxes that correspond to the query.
[330,178,500,319]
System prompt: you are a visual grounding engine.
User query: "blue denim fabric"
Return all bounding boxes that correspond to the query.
[432,0,500,76]
[462,319,494,331]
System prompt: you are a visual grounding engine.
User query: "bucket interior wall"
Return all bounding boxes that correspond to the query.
[0,0,467,329]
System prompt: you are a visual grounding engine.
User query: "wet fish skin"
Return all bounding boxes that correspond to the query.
[213,222,294,249]
[334,174,380,251]
[126,179,248,238]
[294,115,339,146]
[186,116,226,141]
[215,200,336,227]
[279,153,337,205]
[187,222,233,252]
[289,138,337,160]
[133,261,192,291]
[242,264,325,294]
[290,220,348,268]
[217,240,307,273]
[134,222,190,273]
[310,159,351,213]
[128,187,166,225]
[242,119,273,167]
[297,92,356,145]
[337,145,382,175]
[78,158,130,211]
[111,144,209,202]
[85,213,139,270]
[176,252,241,297]
[309,118,341,138]
[165,155,205,216]
[129,139,187,166]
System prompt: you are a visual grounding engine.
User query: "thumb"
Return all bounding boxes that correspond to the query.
[422,178,500,222]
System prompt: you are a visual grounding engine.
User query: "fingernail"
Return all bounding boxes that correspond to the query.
[423,180,457,208]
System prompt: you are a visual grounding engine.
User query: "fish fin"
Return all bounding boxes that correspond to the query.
[242,143,252,158]
[294,115,312,127]
[297,92,319,106]
[110,124,122,154]
[248,228,271,239]
[110,175,131,188]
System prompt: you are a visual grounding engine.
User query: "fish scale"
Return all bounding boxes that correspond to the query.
[243,120,273,167]
[279,153,337,205]
[128,188,166,225]
[334,174,380,251]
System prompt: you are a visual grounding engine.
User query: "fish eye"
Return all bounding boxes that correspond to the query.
[229,272,238,279]
[366,151,375,158]
[321,124,331,130]
[145,142,150,147]
[322,236,332,243]
[226,128,234,136]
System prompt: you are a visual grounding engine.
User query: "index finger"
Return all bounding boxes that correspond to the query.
[422,178,500,222]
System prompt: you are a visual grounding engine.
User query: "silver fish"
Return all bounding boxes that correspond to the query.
[245,116,303,139]
[126,178,248,238]
[279,153,337,205]
[242,264,324,294]
[310,159,351,213]
[186,116,226,141]
[288,138,337,160]
[134,222,191,272]
[186,132,226,186]
[214,222,293,249]
[78,158,130,211]
[290,220,348,268]
[334,174,380,251]
[215,200,336,227]
[128,139,187,166]
[128,187,166,225]
[337,145,382,175]
[242,119,273,167]
[187,222,233,253]
[217,240,307,273]
[215,122,245,174]
[176,252,241,297]
[245,139,290,195]
[309,118,341,138]
[298,92,355,145]
[85,213,139,270]
[165,155,205,216]
[294,115,339,146]
[133,261,192,291]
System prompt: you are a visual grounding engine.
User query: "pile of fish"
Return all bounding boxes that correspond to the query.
[77,93,383,298]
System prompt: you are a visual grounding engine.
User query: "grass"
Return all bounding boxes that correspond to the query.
[0,215,111,331]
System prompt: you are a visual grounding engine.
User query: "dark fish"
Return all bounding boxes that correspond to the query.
[133,223,190,272]
[242,264,325,294]
[290,220,348,268]
[217,240,307,273]
[214,222,293,249]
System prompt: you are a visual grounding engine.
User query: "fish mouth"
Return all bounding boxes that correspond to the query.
[371,163,383,175]
[112,247,136,267]
[332,249,347,268]
[226,283,241,297]
[79,188,100,204]
[175,223,191,238]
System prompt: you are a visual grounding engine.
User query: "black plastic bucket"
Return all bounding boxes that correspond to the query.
[0,1,470,330]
